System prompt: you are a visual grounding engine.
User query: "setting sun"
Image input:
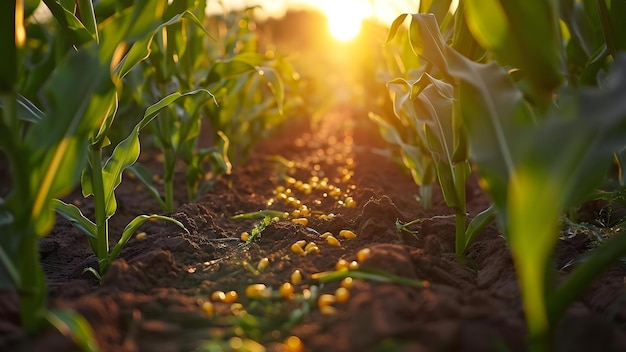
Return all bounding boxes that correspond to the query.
[319,0,371,41]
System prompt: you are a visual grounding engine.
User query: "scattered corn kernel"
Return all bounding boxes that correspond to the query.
[335,287,350,303]
[291,243,305,255]
[245,284,269,298]
[320,305,337,315]
[317,294,336,309]
[344,197,356,208]
[211,291,226,302]
[320,232,332,239]
[340,277,354,289]
[279,282,295,299]
[223,290,238,303]
[240,232,250,241]
[335,259,349,270]
[305,242,317,251]
[135,232,147,240]
[357,248,371,262]
[284,336,304,352]
[348,261,359,270]
[339,229,357,239]
[291,270,302,284]
[230,303,246,316]
[201,301,214,317]
[306,245,320,254]
[326,235,340,247]
[257,257,270,271]
[292,218,308,226]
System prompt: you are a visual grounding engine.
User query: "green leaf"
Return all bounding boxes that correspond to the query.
[464,205,496,248]
[46,309,100,352]
[42,0,96,46]
[77,0,99,43]
[23,46,113,236]
[99,89,215,218]
[52,199,97,239]
[127,164,168,211]
[114,11,213,79]
[107,214,188,268]
[464,0,562,103]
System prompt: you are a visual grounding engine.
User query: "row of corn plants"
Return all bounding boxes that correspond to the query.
[0,0,295,345]
[375,0,626,350]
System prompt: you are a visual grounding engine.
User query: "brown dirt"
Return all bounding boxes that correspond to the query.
[2,108,626,352]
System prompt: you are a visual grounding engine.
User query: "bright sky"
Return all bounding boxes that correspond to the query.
[207,0,421,24]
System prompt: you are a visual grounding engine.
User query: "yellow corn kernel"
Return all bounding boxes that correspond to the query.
[326,235,340,247]
[304,242,317,252]
[335,259,349,270]
[317,294,336,309]
[245,284,269,298]
[344,197,356,208]
[306,245,320,254]
[295,240,306,247]
[284,335,304,352]
[240,231,250,241]
[223,290,238,303]
[292,217,308,226]
[335,287,350,303]
[211,291,226,302]
[286,176,296,185]
[257,257,270,271]
[339,229,357,239]
[202,301,214,317]
[340,277,354,289]
[357,248,371,262]
[320,305,337,315]
[320,232,333,239]
[291,243,305,255]
[348,261,359,270]
[292,209,301,217]
[291,270,302,284]
[230,302,246,316]
[135,232,147,240]
[279,282,295,299]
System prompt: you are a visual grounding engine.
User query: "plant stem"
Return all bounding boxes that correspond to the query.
[18,231,47,336]
[88,147,109,274]
[163,150,176,213]
[454,163,467,263]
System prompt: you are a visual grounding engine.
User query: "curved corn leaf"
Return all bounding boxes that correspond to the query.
[42,0,96,46]
[97,89,215,218]
[107,214,188,269]
[464,0,562,104]
[46,309,100,352]
[52,199,97,240]
[126,164,168,211]
[114,11,212,79]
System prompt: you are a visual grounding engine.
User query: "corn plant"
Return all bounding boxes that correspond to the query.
[45,0,219,279]
[387,1,626,349]
[128,6,291,209]
[382,5,494,262]
[0,0,110,338]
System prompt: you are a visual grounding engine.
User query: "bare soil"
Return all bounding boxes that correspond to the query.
[2,108,626,351]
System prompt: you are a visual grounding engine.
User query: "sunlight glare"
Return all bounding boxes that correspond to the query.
[320,0,371,41]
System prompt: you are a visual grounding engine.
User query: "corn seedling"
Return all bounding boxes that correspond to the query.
[384,9,494,262]
[47,0,215,279]
[386,1,626,349]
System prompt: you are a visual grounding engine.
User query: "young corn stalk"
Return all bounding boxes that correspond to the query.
[383,9,494,262]
[0,0,108,338]
[393,1,626,350]
[49,0,210,279]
